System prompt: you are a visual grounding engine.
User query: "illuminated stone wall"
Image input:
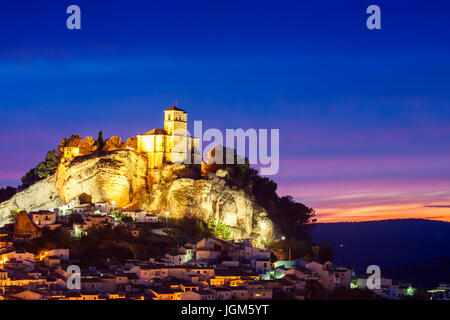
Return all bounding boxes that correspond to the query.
[63,147,80,159]
[164,110,187,135]
[137,134,165,153]
[136,108,201,167]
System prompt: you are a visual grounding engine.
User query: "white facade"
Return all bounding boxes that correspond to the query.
[306,261,352,291]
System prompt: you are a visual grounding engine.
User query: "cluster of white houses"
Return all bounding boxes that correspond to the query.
[0,236,334,300]
[0,201,440,300]
[0,227,433,300]
[12,201,160,240]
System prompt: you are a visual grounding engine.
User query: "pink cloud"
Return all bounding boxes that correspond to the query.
[274,156,450,222]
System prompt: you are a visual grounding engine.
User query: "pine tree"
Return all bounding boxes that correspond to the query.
[97,130,104,150]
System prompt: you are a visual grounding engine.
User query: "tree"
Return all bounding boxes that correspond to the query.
[35,150,61,179]
[211,220,232,239]
[319,240,334,263]
[103,136,124,151]
[58,138,68,154]
[168,218,213,243]
[121,216,133,223]
[66,135,83,147]
[68,213,83,225]
[21,168,40,187]
[0,186,18,202]
[20,149,61,188]
[201,146,316,241]
[35,162,51,179]
[44,150,61,172]
[277,196,315,240]
[124,137,137,150]
[289,238,313,259]
[96,130,105,150]
[79,136,97,154]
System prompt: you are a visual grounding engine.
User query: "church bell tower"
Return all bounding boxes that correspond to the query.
[164,106,188,135]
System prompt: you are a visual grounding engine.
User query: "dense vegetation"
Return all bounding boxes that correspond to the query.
[165,217,233,245]
[20,224,176,268]
[268,238,334,263]
[0,186,18,203]
[20,150,61,188]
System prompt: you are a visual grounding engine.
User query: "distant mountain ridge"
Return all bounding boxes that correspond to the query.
[311,219,450,272]
[382,257,450,288]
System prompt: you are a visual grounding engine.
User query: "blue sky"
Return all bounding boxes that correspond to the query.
[1,0,449,221]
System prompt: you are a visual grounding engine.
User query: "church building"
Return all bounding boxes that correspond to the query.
[137,106,201,168]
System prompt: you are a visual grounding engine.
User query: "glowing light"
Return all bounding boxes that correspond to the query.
[38,250,49,261]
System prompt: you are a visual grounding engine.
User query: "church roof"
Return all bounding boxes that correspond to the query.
[164,106,186,113]
[142,128,168,135]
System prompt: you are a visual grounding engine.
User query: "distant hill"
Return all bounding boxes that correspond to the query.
[382,258,450,288]
[311,219,450,274]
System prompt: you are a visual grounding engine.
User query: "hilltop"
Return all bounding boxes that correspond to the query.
[0,149,277,246]
[1,107,319,247]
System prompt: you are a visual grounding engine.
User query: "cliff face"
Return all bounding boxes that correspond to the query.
[0,150,275,246]
[56,150,149,207]
[0,175,63,227]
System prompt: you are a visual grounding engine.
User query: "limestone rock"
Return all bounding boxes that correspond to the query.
[0,175,63,226]
[0,150,275,246]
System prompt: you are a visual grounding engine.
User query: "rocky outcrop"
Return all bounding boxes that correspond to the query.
[0,175,63,227]
[56,150,149,207]
[0,150,275,246]
[14,211,41,239]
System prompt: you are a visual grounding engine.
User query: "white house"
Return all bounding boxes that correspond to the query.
[306,261,352,291]
[94,202,113,214]
[215,287,232,300]
[30,210,57,227]
[48,249,69,261]
[71,204,93,214]
[122,210,159,223]
[180,291,202,300]
[0,249,35,267]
